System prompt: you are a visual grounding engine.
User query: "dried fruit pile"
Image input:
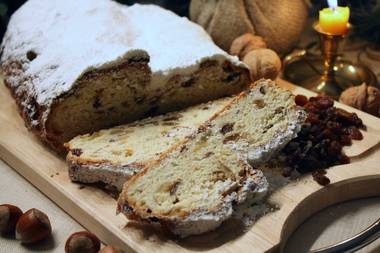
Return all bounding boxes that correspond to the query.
[281,95,365,185]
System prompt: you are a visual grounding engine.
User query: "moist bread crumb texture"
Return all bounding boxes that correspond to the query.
[66,99,231,191]
[118,80,306,237]
[1,0,249,150]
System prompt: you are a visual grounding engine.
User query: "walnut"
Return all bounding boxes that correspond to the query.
[242,49,282,81]
[339,83,380,116]
[229,34,267,59]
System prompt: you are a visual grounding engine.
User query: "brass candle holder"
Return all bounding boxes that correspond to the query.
[303,22,349,98]
[283,23,378,100]
[305,22,350,99]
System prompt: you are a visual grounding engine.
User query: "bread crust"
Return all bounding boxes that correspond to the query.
[1,0,249,151]
[2,59,149,151]
[67,158,143,191]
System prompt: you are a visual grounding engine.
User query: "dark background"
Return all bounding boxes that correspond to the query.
[0,0,379,45]
[0,0,190,40]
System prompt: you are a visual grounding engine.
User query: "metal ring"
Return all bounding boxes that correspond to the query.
[310,218,380,253]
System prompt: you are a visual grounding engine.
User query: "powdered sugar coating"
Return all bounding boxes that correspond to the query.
[1,0,243,127]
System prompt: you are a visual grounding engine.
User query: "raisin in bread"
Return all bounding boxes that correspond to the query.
[1,0,250,150]
[117,79,306,237]
[65,98,231,191]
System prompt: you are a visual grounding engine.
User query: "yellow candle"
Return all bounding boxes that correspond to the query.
[319,6,350,35]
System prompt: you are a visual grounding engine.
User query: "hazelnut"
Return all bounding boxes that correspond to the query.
[15,208,52,243]
[98,245,124,253]
[65,231,101,253]
[230,34,267,59]
[0,204,23,235]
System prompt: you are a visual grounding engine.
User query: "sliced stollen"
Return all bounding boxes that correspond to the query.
[117,79,306,237]
[65,98,231,191]
[1,0,250,150]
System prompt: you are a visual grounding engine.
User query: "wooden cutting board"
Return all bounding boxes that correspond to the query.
[0,78,379,253]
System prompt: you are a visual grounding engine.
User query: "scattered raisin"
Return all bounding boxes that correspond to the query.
[71,149,83,156]
[345,126,363,140]
[295,95,308,106]
[313,96,334,109]
[220,123,234,135]
[312,170,330,186]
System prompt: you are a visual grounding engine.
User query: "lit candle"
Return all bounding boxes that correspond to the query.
[319,0,350,35]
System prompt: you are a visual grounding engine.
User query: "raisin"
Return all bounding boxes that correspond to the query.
[339,154,350,164]
[204,152,214,158]
[220,123,234,135]
[93,96,101,109]
[314,96,334,109]
[336,108,361,126]
[306,113,320,124]
[169,181,181,195]
[254,99,265,109]
[71,148,83,156]
[327,121,342,134]
[282,167,294,177]
[259,86,266,95]
[304,103,320,113]
[26,50,37,61]
[312,170,330,186]
[340,135,352,146]
[295,95,308,106]
[328,141,342,156]
[181,78,195,87]
[345,127,363,140]
[149,217,159,222]
[321,128,334,140]
[179,145,187,153]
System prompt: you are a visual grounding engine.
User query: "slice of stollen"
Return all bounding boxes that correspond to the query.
[65,98,230,191]
[117,79,306,237]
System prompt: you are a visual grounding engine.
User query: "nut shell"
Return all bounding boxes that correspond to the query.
[339,83,380,116]
[242,48,282,81]
[98,245,124,253]
[366,86,380,116]
[0,204,23,235]
[65,231,101,253]
[15,208,52,243]
[230,33,268,59]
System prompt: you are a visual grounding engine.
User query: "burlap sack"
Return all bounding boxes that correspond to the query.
[190,0,309,54]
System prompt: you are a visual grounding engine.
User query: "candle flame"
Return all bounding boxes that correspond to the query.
[328,0,338,10]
